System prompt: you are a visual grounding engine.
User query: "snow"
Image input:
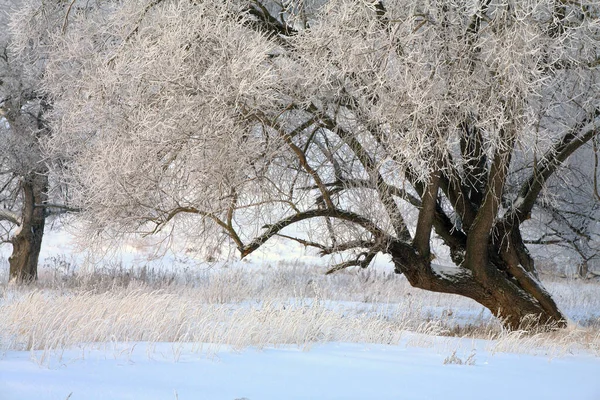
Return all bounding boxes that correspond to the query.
[431,263,472,280]
[1,341,599,400]
[2,232,600,399]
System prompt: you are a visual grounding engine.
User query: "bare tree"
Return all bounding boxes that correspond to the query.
[26,0,600,328]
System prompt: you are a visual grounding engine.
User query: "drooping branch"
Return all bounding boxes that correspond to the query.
[241,208,389,258]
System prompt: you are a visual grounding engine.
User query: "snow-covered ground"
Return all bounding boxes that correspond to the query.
[2,340,600,400]
[2,229,600,399]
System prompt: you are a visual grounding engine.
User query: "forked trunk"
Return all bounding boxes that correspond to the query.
[9,175,47,283]
[388,239,566,331]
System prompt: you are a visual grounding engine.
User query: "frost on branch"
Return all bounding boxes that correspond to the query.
[26,0,600,327]
[37,0,285,247]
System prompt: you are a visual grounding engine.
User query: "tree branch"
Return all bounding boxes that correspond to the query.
[151,206,244,250]
[413,161,442,259]
[514,111,600,222]
[244,1,297,49]
[325,252,376,275]
[309,104,411,240]
[0,209,20,225]
[36,203,81,212]
[61,0,77,34]
[301,178,421,208]
[241,208,389,258]
[466,127,516,282]
[275,233,377,256]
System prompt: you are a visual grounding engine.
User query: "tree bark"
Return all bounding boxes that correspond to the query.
[9,173,48,283]
[388,232,566,330]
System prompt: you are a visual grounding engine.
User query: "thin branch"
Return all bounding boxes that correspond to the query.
[276,233,379,256]
[300,179,422,208]
[151,206,244,250]
[523,239,565,245]
[252,111,334,210]
[36,203,81,212]
[309,104,411,240]
[593,133,600,202]
[245,1,298,38]
[61,0,77,34]
[280,130,335,210]
[106,0,166,64]
[274,233,329,251]
[325,252,376,275]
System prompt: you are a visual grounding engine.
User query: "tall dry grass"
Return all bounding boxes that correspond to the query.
[1,260,599,359]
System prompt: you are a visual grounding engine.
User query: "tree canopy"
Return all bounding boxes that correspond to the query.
[9,0,600,327]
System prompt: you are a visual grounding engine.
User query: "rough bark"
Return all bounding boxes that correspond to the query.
[9,172,48,282]
[388,236,566,330]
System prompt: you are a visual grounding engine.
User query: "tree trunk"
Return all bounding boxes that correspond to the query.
[388,237,566,331]
[9,173,48,283]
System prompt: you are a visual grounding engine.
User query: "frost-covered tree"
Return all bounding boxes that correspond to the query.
[0,0,72,282]
[25,0,600,328]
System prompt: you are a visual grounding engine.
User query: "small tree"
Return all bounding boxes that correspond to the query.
[30,0,600,328]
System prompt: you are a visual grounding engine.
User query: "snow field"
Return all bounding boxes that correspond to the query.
[1,237,600,399]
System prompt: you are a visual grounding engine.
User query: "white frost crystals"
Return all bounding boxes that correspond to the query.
[5,0,600,326]
[23,0,284,246]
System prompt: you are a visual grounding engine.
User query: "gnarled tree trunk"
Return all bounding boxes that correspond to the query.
[388,227,566,330]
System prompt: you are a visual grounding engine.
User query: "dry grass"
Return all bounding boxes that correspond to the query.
[1,260,599,359]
